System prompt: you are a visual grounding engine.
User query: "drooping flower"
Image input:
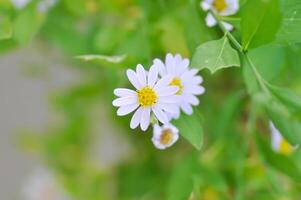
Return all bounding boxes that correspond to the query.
[152,123,179,150]
[200,0,239,31]
[153,53,205,119]
[22,168,68,200]
[269,121,297,155]
[113,64,179,131]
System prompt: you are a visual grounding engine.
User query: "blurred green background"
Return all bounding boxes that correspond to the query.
[1,0,301,199]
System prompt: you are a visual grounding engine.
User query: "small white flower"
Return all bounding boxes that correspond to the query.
[152,123,179,150]
[270,121,297,155]
[11,0,31,9]
[22,168,68,200]
[200,0,239,31]
[113,64,179,131]
[153,53,205,119]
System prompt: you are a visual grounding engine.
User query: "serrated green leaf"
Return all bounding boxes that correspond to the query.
[275,0,301,45]
[256,134,301,182]
[241,0,282,50]
[191,35,240,74]
[174,111,203,150]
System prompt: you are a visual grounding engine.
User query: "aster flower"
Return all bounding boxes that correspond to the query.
[269,121,297,155]
[200,0,239,31]
[152,123,179,150]
[22,168,68,200]
[113,64,179,131]
[153,53,205,119]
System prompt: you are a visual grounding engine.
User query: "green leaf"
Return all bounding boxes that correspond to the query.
[256,134,301,182]
[266,102,301,146]
[174,111,204,150]
[167,153,200,200]
[75,54,127,64]
[191,35,240,74]
[241,0,282,50]
[275,0,301,45]
[267,84,301,115]
[249,45,285,81]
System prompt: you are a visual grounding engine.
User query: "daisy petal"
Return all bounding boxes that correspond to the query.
[205,13,217,27]
[186,85,205,95]
[140,107,151,131]
[117,104,139,116]
[127,69,142,89]
[112,96,137,107]
[153,58,166,77]
[165,53,175,75]
[158,96,179,104]
[180,102,193,115]
[136,64,147,86]
[114,88,136,97]
[152,106,169,124]
[222,21,233,31]
[153,76,172,91]
[156,86,178,96]
[184,94,199,106]
[147,65,158,87]
[190,76,203,85]
[157,103,179,114]
[200,1,211,11]
[130,107,143,129]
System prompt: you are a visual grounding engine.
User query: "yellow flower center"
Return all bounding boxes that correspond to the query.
[213,0,228,12]
[170,77,184,95]
[137,86,158,107]
[160,128,174,145]
[279,139,294,155]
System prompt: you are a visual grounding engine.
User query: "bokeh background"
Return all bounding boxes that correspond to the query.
[1,0,301,199]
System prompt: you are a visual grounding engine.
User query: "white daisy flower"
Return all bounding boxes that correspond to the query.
[200,0,239,31]
[153,53,205,119]
[152,123,179,150]
[269,121,298,155]
[22,168,68,200]
[11,0,31,9]
[113,64,179,131]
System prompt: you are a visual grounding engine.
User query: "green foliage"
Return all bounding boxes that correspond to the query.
[276,0,301,45]
[241,0,282,50]
[191,35,240,74]
[4,0,301,199]
[256,134,301,181]
[174,111,204,150]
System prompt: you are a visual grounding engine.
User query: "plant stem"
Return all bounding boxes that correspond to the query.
[210,11,270,96]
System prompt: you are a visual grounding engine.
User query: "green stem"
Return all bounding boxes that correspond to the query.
[210,11,242,52]
[210,11,270,96]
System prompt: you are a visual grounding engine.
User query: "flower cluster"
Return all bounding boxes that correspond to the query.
[201,0,239,31]
[113,53,205,150]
